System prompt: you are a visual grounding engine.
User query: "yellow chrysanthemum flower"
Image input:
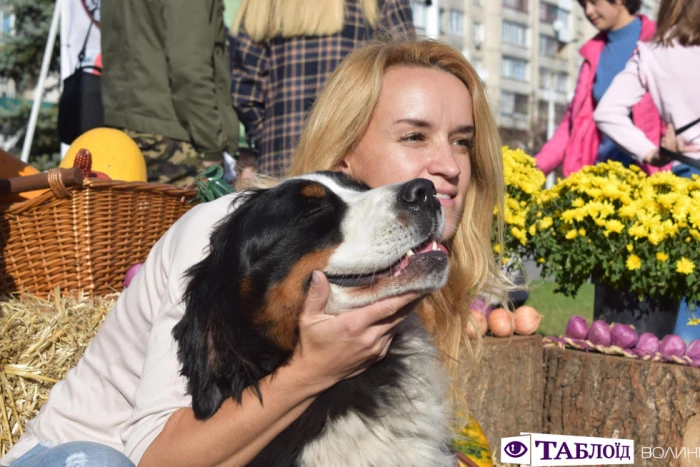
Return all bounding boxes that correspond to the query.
[626,254,642,271]
[626,244,634,252]
[578,228,586,237]
[676,258,695,275]
[539,217,553,229]
[605,219,625,234]
[656,252,669,262]
[565,229,578,240]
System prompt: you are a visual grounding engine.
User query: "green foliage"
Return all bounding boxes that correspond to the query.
[0,0,61,168]
[0,0,60,88]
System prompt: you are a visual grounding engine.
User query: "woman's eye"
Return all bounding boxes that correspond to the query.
[400,133,426,143]
[454,138,475,149]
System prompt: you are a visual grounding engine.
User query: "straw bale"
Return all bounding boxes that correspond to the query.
[0,288,117,457]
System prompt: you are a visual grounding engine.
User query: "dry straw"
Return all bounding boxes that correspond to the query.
[0,288,117,457]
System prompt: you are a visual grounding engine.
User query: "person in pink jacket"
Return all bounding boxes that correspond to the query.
[535,0,666,177]
[594,0,700,343]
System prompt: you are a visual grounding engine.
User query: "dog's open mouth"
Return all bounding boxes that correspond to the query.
[325,237,449,288]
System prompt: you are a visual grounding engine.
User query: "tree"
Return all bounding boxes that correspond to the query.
[0,0,61,169]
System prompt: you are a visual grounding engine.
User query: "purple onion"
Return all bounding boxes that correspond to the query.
[587,320,612,346]
[470,296,493,318]
[686,340,700,360]
[610,323,639,349]
[565,315,589,339]
[660,334,686,357]
[634,332,660,356]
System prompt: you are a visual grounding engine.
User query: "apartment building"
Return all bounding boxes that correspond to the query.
[411,0,658,153]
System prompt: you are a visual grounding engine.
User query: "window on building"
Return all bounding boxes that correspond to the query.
[410,1,427,30]
[539,2,569,25]
[539,34,558,57]
[503,0,528,13]
[501,56,528,81]
[502,21,528,47]
[473,21,484,46]
[555,72,568,93]
[539,67,552,89]
[448,10,464,36]
[501,90,529,116]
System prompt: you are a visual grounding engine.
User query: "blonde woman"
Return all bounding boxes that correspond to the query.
[289,40,510,401]
[230,0,415,178]
[2,40,506,467]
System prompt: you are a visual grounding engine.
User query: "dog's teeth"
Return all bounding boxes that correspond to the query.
[432,241,438,251]
[406,249,415,257]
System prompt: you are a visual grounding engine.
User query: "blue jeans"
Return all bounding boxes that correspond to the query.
[10,442,135,467]
[672,163,700,342]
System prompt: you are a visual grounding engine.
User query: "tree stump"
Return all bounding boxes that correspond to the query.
[543,346,700,467]
[466,335,545,454]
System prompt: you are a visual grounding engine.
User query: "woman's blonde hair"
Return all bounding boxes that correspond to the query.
[288,39,510,410]
[653,0,700,46]
[232,0,379,42]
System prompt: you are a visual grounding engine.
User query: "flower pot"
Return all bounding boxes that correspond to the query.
[593,280,680,339]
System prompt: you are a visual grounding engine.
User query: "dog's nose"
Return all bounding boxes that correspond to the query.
[399,179,437,210]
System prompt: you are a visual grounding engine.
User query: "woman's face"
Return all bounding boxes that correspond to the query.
[579,0,630,31]
[341,66,473,242]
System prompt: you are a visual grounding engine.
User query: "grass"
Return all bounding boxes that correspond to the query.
[524,281,595,337]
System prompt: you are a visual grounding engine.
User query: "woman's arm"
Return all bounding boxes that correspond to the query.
[139,272,418,467]
[593,51,657,164]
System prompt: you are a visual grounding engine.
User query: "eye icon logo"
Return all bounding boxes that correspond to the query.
[504,441,528,458]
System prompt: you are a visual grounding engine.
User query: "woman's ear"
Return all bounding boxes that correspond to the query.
[335,157,352,175]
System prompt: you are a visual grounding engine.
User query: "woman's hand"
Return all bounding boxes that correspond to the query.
[646,123,700,166]
[289,270,419,393]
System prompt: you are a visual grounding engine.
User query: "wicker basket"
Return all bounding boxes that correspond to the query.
[0,173,197,297]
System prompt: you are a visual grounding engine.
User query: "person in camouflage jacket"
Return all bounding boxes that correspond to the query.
[101,0,239,185]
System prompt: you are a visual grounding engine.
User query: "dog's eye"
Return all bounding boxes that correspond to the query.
[302,204,333,219]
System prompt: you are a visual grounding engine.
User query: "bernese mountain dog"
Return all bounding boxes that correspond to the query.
[173,171,456,466]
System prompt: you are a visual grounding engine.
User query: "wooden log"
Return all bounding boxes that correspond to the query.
[543,346,700,467]
[0,167,83,195]
[466,335,544,456]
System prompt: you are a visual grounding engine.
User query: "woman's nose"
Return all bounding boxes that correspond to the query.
[428,143,461,180]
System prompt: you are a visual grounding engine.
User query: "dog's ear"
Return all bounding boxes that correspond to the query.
[173,193,288,419]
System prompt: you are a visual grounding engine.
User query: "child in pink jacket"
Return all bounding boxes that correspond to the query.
[535,0,664,177]
[594,0,700,176]
[594,0,700,343]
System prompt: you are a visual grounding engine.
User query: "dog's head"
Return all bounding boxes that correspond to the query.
[174,171,449,418]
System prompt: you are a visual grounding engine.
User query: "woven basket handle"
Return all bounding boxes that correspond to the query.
[0,167,84,199]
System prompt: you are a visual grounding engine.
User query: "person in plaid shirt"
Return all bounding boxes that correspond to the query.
[230,0,415,178]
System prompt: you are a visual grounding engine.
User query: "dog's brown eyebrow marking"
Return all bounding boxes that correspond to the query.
[255,248,337,350]
[300,183,326,198]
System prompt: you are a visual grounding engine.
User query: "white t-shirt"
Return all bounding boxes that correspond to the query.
[1,194,239,466]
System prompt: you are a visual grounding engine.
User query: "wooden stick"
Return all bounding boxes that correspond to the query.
[0,167,83,195]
